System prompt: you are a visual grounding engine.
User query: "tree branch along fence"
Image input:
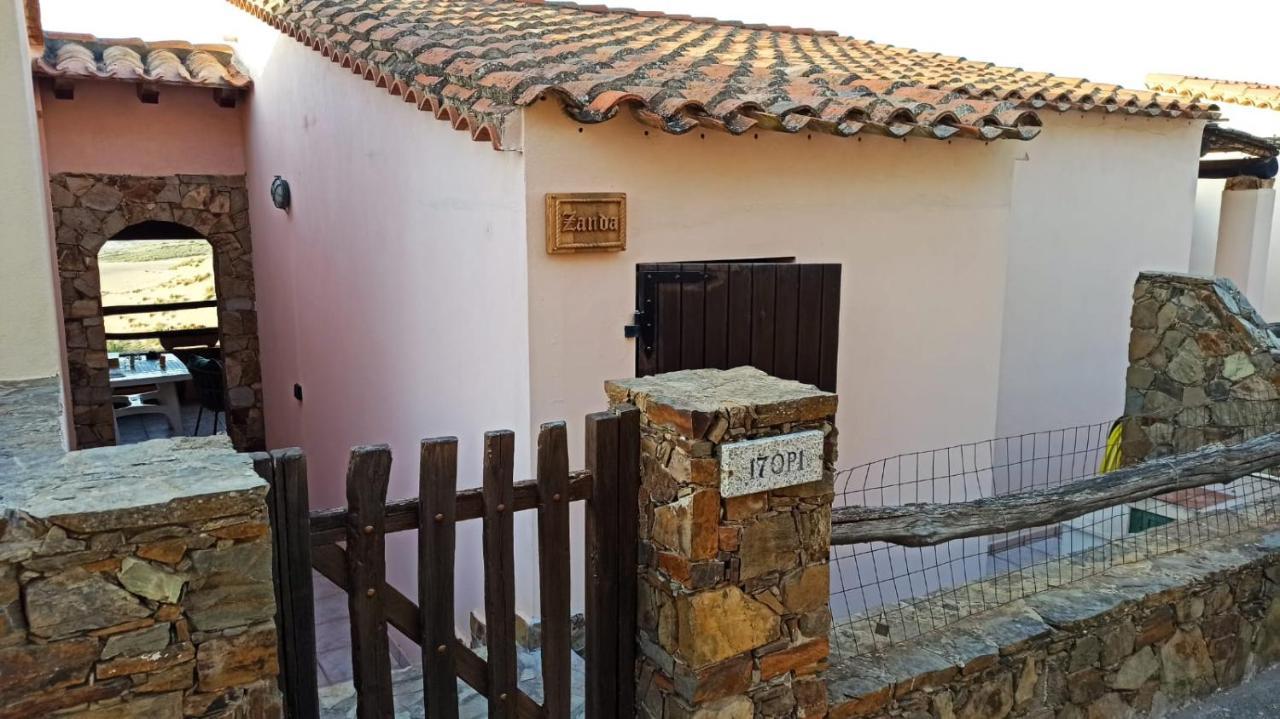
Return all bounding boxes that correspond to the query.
[254,407,641,719]
[828,424,1280,658]
[831,433,1280,547]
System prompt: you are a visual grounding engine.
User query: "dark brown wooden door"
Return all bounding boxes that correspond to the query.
[633,262,841,391]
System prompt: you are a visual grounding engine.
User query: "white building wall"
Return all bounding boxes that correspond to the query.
[226,16,531,629]
[522,101,1018,474]
[0,0,61,382]
[995,113,1206,442]
[1191,178,1226,275]
[1216,185,1277,301]
[1191,105,1280,318]
[522,101,1018,615]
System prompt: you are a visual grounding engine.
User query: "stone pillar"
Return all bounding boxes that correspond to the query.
[606,367,837,719]
[1122,271,1280,464]
[1214,176,1277,307]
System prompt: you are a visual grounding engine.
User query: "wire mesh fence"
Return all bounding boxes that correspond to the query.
[828,418,1280,659]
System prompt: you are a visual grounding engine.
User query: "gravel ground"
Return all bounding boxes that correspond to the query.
[1167,663,1280,718]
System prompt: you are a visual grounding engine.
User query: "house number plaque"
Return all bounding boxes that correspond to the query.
[719,430,824,497]
[545,192,626,254]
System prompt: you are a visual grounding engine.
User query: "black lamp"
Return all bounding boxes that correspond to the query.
[270,175,291,211]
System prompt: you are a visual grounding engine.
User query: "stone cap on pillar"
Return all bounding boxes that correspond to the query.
[1,435,265,532]
[605,367,837,440]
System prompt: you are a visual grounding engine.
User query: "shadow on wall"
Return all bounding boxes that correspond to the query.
[1121,271,1280,464]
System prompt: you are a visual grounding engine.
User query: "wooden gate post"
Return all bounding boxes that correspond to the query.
[256,448,319,719]
[606,367,838,718]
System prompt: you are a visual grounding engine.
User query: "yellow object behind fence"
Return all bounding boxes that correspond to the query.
[1100,420,1124,473]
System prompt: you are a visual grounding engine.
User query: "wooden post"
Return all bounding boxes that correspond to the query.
[256,449,318,719]
[830,431,1280,547]
[615,406,641,718]
[583,406,641,719]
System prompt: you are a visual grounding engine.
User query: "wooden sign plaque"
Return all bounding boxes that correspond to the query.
[545,192,627,254]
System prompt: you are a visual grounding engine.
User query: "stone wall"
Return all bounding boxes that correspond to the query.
[826,526,1280,719]
[607,367,838,719]
[0,435,280,717]
[1121,271,1280,464]
[49,172,265,451]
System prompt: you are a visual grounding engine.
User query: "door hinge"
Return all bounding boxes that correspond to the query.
[626,269,707,352]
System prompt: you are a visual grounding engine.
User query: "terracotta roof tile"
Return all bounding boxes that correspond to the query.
[1147,74,1280,111]
[226,0,1217,150]
[32,32,253,98]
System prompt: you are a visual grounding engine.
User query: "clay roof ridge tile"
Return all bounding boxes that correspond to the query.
[230,0,1233,147]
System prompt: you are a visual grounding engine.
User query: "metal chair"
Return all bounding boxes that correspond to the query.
[189,357,227,435]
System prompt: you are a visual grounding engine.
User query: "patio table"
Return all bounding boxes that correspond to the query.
[109,352,192,435]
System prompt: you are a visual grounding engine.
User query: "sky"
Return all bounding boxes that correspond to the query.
[37,0,1280,104]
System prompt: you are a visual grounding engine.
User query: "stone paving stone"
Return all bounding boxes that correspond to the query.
[317,647,588,719]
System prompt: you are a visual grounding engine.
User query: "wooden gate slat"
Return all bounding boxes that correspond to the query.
[482,431,518,718]
[308,473,594,546]
[311,544,545,718]
[680,262,707,370]
[344,445,394,719]
[773,263,800,381]
[655,262,683,374]
[750,263,777,375]
[419,438,460,719]
[795,264,825,387]
[614,405,641,719]
[290,416,642,719]
[536,422,572,718]
[726,263,753,368]
[703,264,730,369]
[585,410,620,719]
[819,264,842,391]
[636,260,840,389]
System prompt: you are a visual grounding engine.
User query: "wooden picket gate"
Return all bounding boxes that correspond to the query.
[254,407,640,718]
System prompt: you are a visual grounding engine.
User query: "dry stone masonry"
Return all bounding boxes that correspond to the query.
[824,526,1280,719]
[0,434,280,717]
[49,172,265,451]
[606,367,838,719]
[1122,271,1280,464]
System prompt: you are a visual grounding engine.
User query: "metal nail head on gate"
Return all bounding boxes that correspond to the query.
[719,430,825,497]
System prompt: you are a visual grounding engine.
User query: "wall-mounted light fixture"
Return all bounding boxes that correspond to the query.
[270,176,291,211]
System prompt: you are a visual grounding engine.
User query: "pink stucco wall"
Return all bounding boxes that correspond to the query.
[228,18,529,628]
[39,80,245,176]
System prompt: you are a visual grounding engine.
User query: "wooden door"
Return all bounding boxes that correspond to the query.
[633,261,841,391]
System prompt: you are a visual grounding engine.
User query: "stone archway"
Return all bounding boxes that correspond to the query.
[50,172,265,451]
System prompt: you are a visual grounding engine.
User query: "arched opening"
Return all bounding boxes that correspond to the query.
[99,224,226,443]
[52,172,264,451]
